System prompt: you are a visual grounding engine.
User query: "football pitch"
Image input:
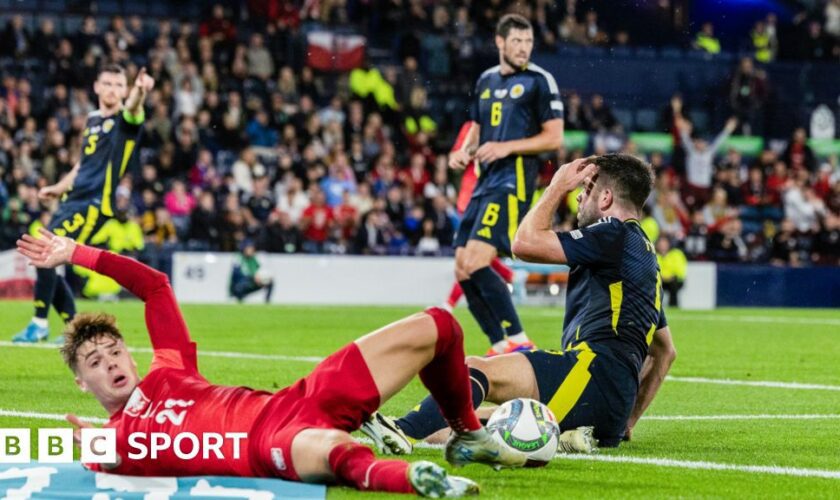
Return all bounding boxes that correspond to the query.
[1,301,839,499]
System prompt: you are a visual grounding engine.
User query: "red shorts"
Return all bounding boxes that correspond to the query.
[248,342,380,480]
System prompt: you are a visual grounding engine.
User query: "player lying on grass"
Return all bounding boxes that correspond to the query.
[362,154,677,454]
[17,229,528,498]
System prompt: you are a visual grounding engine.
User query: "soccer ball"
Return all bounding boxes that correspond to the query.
[486,398,559,466]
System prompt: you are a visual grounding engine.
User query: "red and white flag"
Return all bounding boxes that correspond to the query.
[307,32,366,72]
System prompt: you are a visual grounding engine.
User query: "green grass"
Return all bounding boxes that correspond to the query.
[2,301,840,498]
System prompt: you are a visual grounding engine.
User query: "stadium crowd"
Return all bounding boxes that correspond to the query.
[0,1,837,273]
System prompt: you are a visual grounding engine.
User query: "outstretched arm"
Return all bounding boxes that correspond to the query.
[17,229,195,369]
[624,326,677,439]
[124,67,154,119]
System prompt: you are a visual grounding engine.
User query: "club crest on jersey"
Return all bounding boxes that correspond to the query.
[510,84,525,99]
[124,388,151,417]
[494,89,508,99]
[480,88,491,99]
[103,119,115,133]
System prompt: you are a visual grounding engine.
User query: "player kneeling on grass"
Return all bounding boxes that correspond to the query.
[16,229,528,498]
[363,154,677,455]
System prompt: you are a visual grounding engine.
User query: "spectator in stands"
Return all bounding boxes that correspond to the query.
[353,207,388,255]
[259,209,303,254]
[693,22,721,55]
[784,178,826,233]
[750,20,776,63]
[2,15,30,59]
[728,58,766,136]
[189,191,220,250]
[584,94,618,132]
[300,187,334,253]
[677,115,737,208]
[783,127,816,174]
[770,218,800,266]
[245,174,275,223]
[707,218,748,262]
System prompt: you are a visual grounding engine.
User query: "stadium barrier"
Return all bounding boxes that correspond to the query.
[716,265,840,308]
[171,252,719,309]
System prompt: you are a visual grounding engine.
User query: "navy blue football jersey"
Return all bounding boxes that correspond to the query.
[64,109,144,216]
[556,217,665,374]
[469,63,563,200]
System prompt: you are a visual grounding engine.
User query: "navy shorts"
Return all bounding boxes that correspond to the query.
[49,201,107,244]
[522,347,638,447]
[454,191,530,256]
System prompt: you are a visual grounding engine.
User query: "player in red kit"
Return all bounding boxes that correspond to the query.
[17,229,526,497]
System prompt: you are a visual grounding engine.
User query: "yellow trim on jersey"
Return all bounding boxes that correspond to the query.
[646,322,657,345]
[515,156,526,201]
[507,194,519,247]
[609,281,623,334]
[654,272,662,312]
[119,139,136,177]
[101,161,114,217]
[546,347,596,422]
[76,205,100,244]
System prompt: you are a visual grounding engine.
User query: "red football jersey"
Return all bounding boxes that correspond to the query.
[81,250,273,476]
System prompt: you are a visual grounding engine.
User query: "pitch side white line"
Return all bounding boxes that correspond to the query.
[5,341,840,391]
[358,438,840,480]
[667,376,840,391]
[643,414,840,421]
[6,410,840,480]
[556,454,840,480]
[0,409,107,425]
[0,341,325,363]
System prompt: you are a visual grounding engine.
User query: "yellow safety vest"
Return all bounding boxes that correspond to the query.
[695,34,721,54]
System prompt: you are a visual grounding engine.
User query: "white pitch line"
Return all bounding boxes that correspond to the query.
[0,341,324,363]
[5,410,840,480]
[5,408,840,426]
[667,376,840,391]
[0,409,107,425]
[556,454,840,480]
[5,341,840,392]
[643,414,840,421]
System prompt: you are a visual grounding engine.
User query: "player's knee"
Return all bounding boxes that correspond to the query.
[465,355,489,370]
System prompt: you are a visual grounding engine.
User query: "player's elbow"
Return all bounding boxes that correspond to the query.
[511,233,532,261]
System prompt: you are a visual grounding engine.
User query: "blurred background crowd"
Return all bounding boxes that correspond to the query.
[0,0,837,274]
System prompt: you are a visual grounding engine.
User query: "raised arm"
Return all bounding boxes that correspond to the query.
[512,157,595,263]
[624,325,677,439]
[17,229,194,367]
[124,67,154,120]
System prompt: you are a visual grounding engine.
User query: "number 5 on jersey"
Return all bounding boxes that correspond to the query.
[491,102,502,126]
[84,134,99,155]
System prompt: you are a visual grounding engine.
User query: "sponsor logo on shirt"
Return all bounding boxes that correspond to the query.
[494,89,508,99]
[570,230,583,239]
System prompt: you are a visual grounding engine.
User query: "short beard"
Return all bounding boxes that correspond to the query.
[502,52,526,70]
[577,205,601,228]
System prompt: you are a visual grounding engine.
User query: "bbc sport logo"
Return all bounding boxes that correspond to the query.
[0,428,326,499]
[0,428,247,463]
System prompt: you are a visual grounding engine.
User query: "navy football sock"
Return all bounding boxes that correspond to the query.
[33,268,58,320]
[471,266,524,338]
[460,278,506,344]
[396,367,490,439]
[52,275,76,322]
